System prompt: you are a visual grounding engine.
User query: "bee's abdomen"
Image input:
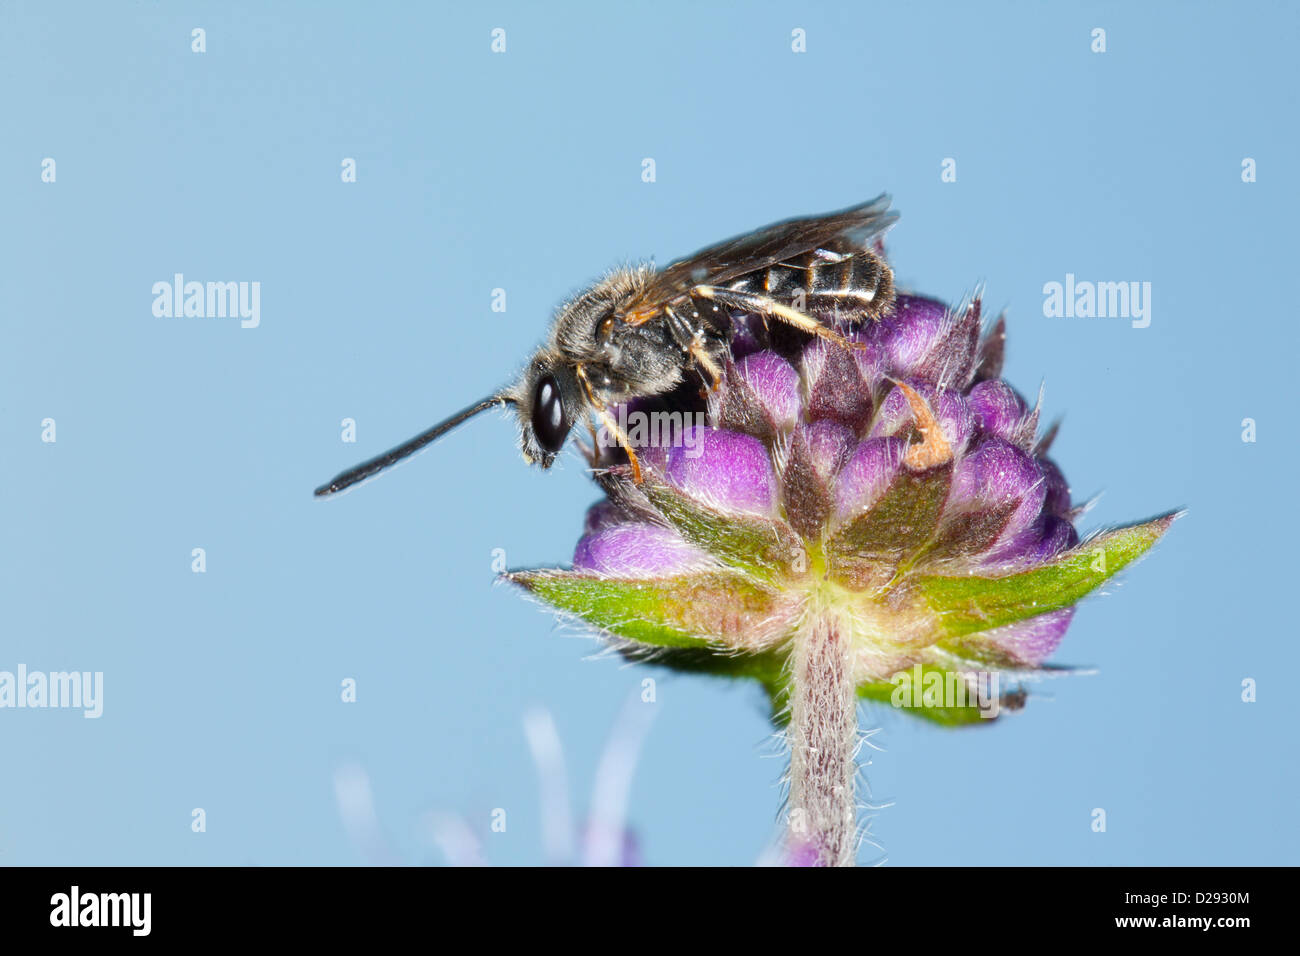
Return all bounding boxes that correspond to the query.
[731,250,895,320]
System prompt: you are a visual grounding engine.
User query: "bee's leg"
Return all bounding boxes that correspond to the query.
[688,339,723,391]
[590,406,643,484]
[691,286,866,353]
[664,304,723,393]
[576,420,600,467]
[665,303,728,392]
[660,305,696,354]
[574,364,643,484]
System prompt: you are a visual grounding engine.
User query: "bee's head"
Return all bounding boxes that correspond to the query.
[508,356,585,468]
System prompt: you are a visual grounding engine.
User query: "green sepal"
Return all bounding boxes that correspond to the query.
[640,476,804,581]
[827,461,952,562]
[825,461,952,587]
[915,512,1178,638]
[505,568,795,648]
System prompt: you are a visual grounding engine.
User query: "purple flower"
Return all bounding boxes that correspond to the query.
[507,215,1176,866]
[573,523,713,577]
[512,289,1175,718]
[663,427,777,516]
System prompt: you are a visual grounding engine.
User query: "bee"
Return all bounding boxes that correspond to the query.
[314,196,898,497]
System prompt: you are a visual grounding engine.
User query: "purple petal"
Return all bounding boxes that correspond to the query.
[950,437,1048,542]
[583,499,626,535]
[800,420,857,479]
[982,608,1076,667]
[868,381,974,454]
[968,380,1032,444]
[846,334,889,391]
[665,426,776,515]
[984,513,1079,566]
[1039,457,1071,517]
[734,351,800,431]
[833,437,906,522]
[572,523,712,577]
[868,295,948,374]
[727,313,765,360]
[913,298,981,387]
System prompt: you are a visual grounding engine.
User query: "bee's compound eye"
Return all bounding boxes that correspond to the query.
[531,374,568,454]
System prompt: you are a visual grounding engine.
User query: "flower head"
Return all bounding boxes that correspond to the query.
[509,287,1175,726]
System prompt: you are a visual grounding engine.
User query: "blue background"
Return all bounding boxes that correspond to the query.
[2,0,1295,866]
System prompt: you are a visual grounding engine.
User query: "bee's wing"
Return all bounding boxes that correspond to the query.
[622,195,897,323]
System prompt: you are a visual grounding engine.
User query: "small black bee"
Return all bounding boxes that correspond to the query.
[314,196,897,496]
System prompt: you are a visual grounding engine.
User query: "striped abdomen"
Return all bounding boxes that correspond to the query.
[727,249,895,321]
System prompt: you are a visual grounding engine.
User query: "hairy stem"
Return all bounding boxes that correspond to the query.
[787,611,858,866]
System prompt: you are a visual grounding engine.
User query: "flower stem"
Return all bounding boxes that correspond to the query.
[787,611,857,866]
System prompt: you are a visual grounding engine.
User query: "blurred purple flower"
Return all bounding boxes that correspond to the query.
[335,692,655,867]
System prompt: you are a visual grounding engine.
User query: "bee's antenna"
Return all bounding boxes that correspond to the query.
[313,395,516,498]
